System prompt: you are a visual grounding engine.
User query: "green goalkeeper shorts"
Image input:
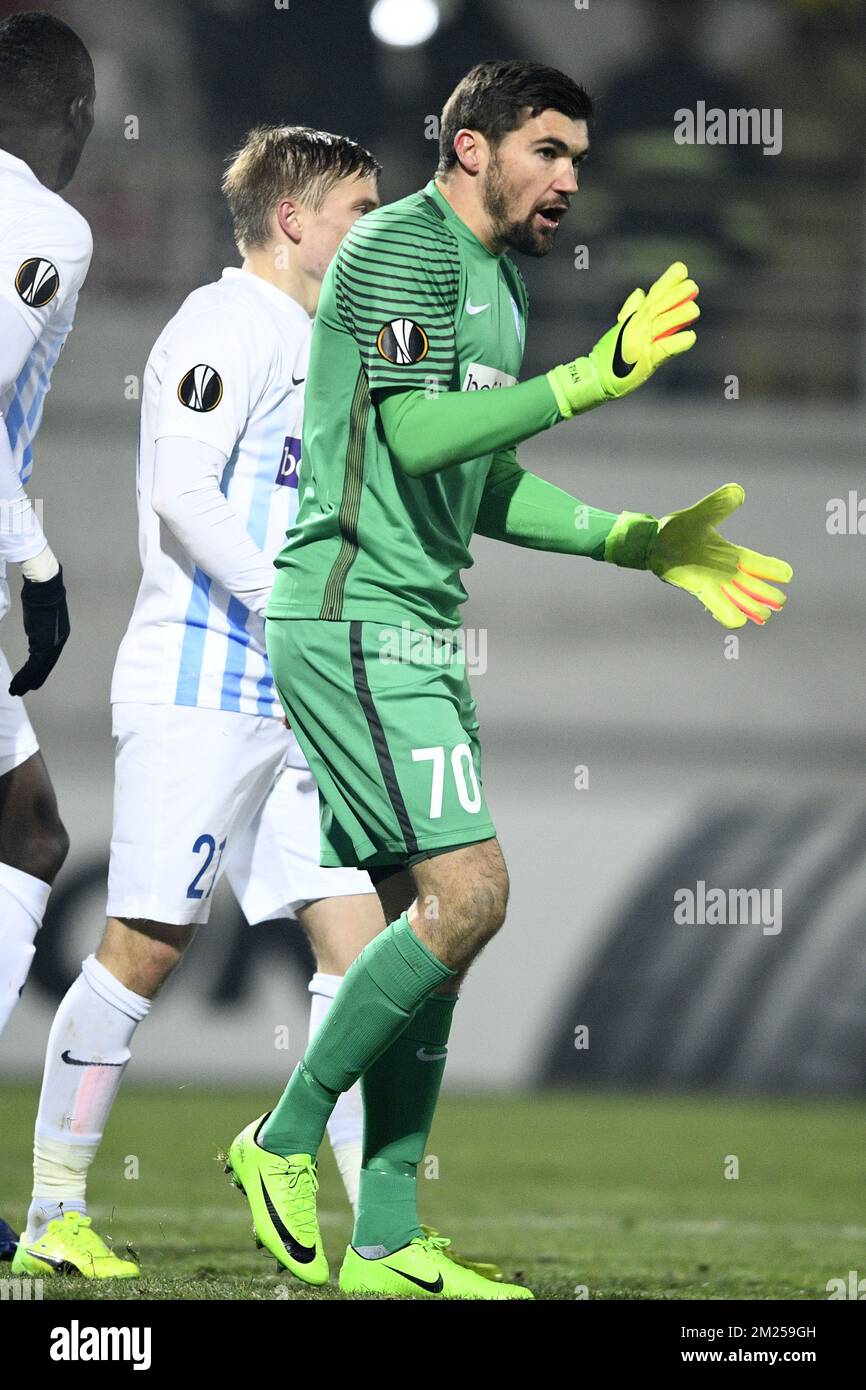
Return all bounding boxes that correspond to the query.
[266,617,497,869]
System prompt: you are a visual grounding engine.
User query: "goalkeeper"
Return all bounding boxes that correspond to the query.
[226,60,792,1300]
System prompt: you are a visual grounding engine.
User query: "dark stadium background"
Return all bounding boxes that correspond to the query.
[2,0,864,1108]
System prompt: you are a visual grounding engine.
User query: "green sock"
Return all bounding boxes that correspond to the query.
[353,991,457,1256]
[262,913,453,1158]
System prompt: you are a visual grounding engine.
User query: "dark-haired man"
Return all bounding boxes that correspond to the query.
[227,59,792,1299]
[0,11,94,1043]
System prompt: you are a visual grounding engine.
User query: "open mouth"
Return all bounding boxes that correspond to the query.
[535,206,567,232]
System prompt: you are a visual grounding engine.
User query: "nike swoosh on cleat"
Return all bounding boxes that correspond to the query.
[465,301,489,315]
[415,1047,447,1062]
[611,314,635,379]
[24,1248,67,1270]
[383,1265,444,1293]
[61,1050,124,1067]
[259,1173,316,1264]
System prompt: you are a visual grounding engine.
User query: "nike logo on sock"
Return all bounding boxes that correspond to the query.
[61,1050,125,1068]
[415,1047,447,1062]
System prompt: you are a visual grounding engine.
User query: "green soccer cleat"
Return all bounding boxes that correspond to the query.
[419,1223,503,1282]
[11,1212,139,1279]
[224,1113,328,1286]
[339,1233,533,1299]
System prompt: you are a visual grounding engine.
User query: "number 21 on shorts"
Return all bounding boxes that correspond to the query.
[412,744,481,818]
[186,833,227,899]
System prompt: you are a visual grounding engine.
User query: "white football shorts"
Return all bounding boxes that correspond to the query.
[106,702,375,925]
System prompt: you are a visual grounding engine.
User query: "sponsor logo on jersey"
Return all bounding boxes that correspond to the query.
[15,257,59,308]
[276,435,301,487]
[376,319,429,365]
[461,362,517,391]
[177,364,223,412]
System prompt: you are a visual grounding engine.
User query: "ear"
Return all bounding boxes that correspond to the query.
[275,197,302,244]
[452,128,483,175]
[68,90,95,137]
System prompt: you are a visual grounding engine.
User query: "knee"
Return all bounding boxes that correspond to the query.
[413,840,510,967]
[443,857,509,951]
[468,865,509,944]
[19,819,70,884]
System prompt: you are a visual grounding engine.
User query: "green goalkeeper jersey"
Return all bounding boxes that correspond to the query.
[268,178,529,631]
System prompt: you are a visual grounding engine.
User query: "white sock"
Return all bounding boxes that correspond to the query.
[0,862,51,1039]
[309,971,364,1213]
[27,953,151,1239]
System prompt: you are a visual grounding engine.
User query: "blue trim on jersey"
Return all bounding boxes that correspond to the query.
[219,596,252,711]
[219,447,238,498]
[215,442,247,710]
[216,415,285,713]
[5,342,60,483]
[174,566,213,706]
[255,669,276,717]
[26,360,54,429]
[3,362,29,452]
[19,442,33,485]
[244,414,285,713]
[245,424,280,549]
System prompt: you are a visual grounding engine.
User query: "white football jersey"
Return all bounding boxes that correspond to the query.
[0,147,92,486]
[111,269,309,718]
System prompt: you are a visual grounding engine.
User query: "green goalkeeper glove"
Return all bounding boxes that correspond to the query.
[547,262,700,418]
[605,484,793,629]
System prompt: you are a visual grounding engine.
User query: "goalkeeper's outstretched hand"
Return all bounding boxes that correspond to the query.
[548,262,700,418]
[648,484,792,628]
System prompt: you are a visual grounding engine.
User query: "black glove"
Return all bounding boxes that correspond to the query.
[8,565,70,697]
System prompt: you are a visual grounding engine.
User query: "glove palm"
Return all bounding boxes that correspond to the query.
[649,485,792,628]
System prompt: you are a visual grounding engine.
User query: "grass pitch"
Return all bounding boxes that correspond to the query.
[1,1084,862,1300]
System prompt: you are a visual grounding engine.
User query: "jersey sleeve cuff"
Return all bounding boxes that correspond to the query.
[603,511,659,569]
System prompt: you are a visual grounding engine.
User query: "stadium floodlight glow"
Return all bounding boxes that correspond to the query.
[369,0,440,48]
